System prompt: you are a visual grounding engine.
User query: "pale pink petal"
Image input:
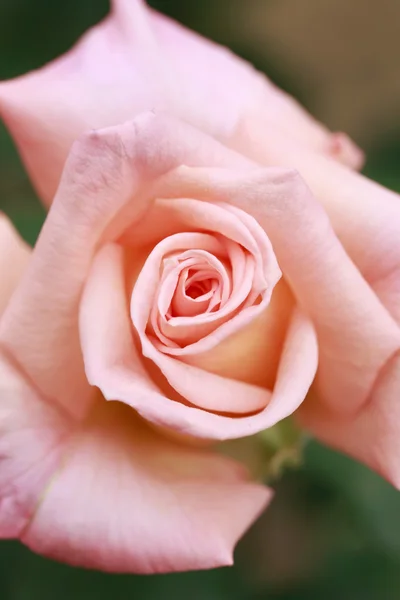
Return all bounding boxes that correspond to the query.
[139,333,271,414]
[156,165,400,415]
[232,121,400,323]
[373,270,400,326]
[298,351,400,488]
[0,214,30,317]
[0,0,360,205]
[0,350,270,572]
[80,243,318,438]
[0,126,141,420]
[239,101,364,171]
[327,131,365,170]
[0,353,73,538]
[146,1,361,166]
[22,401,271,573]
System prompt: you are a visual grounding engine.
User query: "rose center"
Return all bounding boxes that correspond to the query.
[168,258,226,319]
[184,268,218,300]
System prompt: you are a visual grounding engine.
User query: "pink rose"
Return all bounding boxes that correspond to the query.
[0,112,318,572]
[1,111,399,572]
[0,0,400,575]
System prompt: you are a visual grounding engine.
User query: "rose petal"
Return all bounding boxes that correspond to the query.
[0,351,270,572]
[0,0,360,205]
[232,121,400,323]
[22,400,271,573]
[0,214,30,317]
[238,110,364,171]
[299,351,400,488]
[0,126,143,420]
[0,353,72,538]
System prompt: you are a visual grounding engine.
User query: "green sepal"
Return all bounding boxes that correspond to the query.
[218,417,308,483]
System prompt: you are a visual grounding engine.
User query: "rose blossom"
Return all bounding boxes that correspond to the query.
[0,0,400,574]
[0,112,316,571]
[1,111,399,572]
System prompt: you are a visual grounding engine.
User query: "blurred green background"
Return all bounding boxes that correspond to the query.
[0,1,400,598]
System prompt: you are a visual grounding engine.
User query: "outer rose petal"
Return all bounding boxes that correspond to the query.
[0,354,270,572]
[0,214,30,316]
[0,0,361,205]
[22,401,271,573]
[0,353,72,538]
[233,121,400,324]
[299,351,400,488]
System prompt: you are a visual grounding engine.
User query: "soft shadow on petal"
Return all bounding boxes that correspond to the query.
[22,401,271,574]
